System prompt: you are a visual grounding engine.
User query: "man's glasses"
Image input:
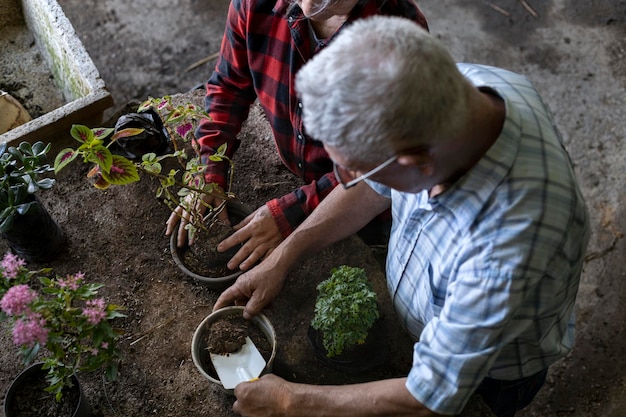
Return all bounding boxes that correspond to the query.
[333,155,397,189]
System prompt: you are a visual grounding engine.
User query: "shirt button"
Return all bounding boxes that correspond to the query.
[298,102,303,108]
[297,162,303,169]
[298,134,303,140]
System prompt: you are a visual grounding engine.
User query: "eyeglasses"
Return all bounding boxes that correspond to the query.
[333,154,397,189]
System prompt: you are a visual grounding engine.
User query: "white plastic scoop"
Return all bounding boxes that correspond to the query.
[210,336,266,390]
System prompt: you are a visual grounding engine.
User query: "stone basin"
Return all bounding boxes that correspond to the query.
[0,0,113,147]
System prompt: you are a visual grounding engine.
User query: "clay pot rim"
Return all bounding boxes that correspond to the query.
[169,200,252,289]
[191,306,277,395]
[3,362,91,417]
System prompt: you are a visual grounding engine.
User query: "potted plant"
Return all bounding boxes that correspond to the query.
[308,265,388,374]
[0,141,65,263]
[54,96,250,288]
[0,251,126,416]
[191,306,277,395]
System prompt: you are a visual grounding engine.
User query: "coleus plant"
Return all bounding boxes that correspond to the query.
[53,96,236,241]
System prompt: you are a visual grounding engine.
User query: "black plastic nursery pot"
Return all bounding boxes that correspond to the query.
[1,195,65,263]
[191,306,277,396]
[4,362,91,417]
[307,319,390,375]
[170,200,252,290]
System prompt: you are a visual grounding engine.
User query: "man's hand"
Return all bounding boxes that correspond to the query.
[213,256,289,319]
[165,188,228,247]
[233,374,290,417]
[218,204,283,271]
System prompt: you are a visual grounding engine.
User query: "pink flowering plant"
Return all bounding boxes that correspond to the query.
[54,95,236,242]
[0,252,125,402]
[0,252,48,299]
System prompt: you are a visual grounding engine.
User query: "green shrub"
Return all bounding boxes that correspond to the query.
[311,265,379,357]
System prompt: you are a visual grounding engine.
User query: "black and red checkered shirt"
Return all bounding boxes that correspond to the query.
[197,0,428,236]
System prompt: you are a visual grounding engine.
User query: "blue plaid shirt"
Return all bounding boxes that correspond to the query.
[368,64,590,415]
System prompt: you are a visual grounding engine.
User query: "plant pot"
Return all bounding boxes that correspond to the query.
[307,319,389,375]
[170,200,252,290]
[3,362,91,417]
[191,306,277,396]
[1,195,65,263]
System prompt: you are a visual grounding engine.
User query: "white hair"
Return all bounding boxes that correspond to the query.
[296,15,470,163]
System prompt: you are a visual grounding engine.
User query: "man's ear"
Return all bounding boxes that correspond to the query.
[397,151,434,176]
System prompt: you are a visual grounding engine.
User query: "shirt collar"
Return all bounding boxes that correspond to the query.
[432,92,522,226]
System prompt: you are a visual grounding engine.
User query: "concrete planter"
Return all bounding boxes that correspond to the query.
[0,0,113,147]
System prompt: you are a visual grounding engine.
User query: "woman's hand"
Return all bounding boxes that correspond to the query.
[165,187,229,247]
[218,204,283,271]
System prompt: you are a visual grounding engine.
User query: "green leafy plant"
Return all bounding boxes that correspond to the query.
[311,265,379,357]
[0,251,125,402]
[0,141,56,233]
[53,96,236,242]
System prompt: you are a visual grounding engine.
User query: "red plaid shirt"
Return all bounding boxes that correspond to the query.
[197,0,428,236]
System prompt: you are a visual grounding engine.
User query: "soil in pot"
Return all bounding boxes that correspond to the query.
[178,218,243,278]
[4,363,89,417]
[173,201,252,279]
[203,315,273,378]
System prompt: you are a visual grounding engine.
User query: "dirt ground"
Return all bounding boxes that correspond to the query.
[1,0,625,416]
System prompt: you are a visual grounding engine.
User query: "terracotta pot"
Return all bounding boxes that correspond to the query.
[191,306,277,395]
[1,195,65,263]
[170,200,252,290]
[4,362,91,417]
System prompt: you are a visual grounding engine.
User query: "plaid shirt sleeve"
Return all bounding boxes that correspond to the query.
[195,0,258,190]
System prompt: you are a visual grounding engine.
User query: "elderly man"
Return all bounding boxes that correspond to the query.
[213,16,590,417]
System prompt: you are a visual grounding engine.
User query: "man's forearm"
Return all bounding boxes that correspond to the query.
[273,182,390,268]
[283,378,442,417]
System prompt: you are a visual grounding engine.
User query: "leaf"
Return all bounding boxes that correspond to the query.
[16,200,36,215]
[142,161,162,174]
[86,145,114,173]
[137,99,154,112]
[17,141,33,155]
[37,178,56,190]
[22,343,41,364]
[91,127,115,140]
[106,363,119,381]
[99,155,140,185]
[175,122,193,139]
[70,124,95,144]
[0,209,14,233]
[93,175,111,189]
[31,141,51,156]
[53,149,79,173]
[110,128,145,142]
[166,109,185,124]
